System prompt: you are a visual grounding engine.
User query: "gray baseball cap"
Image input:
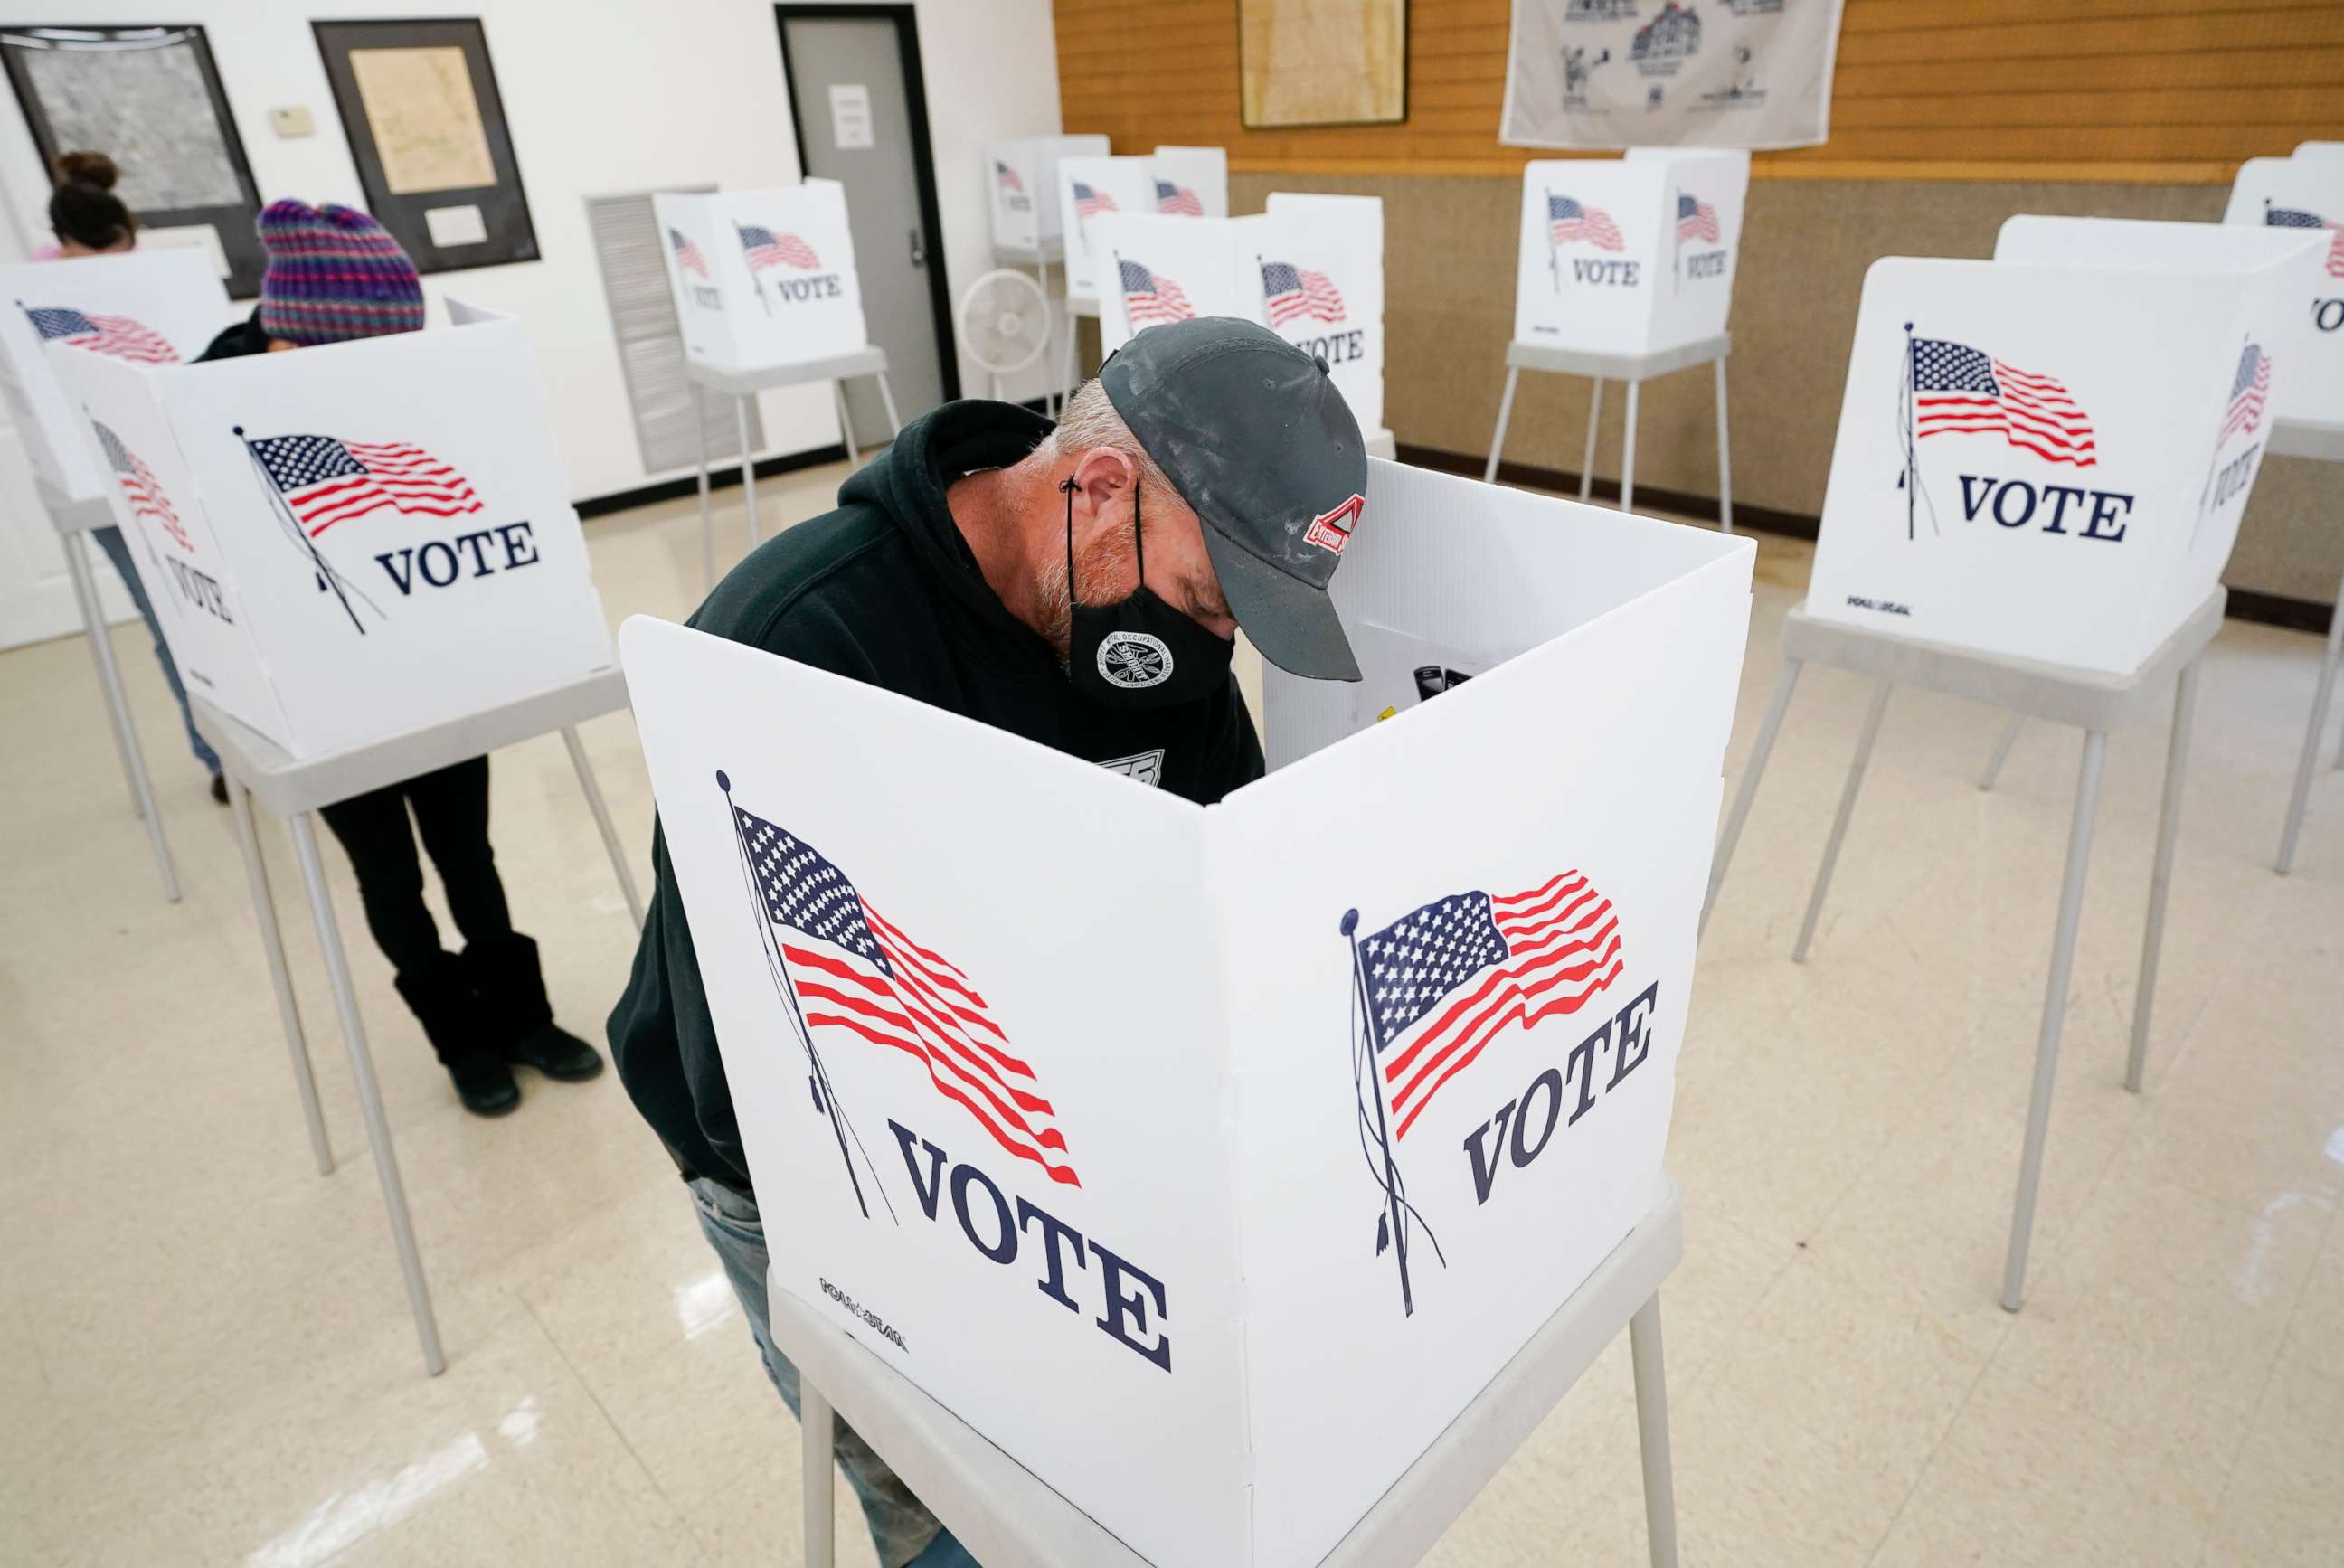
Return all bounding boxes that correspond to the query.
[1100,318,1366,682]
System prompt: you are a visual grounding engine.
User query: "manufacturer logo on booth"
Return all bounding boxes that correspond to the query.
[1340,871,1659,1317]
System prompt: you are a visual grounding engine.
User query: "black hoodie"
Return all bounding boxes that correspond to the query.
[608,400,1264,1195]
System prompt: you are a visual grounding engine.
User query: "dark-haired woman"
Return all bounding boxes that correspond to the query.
[39,151,225,797]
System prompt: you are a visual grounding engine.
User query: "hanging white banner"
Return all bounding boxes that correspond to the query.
[1499,0,1846,152]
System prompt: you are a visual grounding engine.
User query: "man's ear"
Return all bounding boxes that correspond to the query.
[1070,446,1137,515]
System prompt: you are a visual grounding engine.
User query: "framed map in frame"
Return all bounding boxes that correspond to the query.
[1239,0,1407,129]
[0,24,265,296]
[312,17,538,276]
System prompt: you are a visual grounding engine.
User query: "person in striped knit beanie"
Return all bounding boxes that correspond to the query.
[195,200,605,1116]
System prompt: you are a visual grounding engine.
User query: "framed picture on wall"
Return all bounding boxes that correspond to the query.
[1238,0,1407,128]
[311,17,537,276]
[0,24,266,297]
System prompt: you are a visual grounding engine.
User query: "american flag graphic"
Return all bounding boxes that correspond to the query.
[1118,259,1194,326]
[1548,194,1624,253]
[1363,873,1626,1141]
[24,307,178,365]
[1155,178,1203,216]
[732,802,1079,1188]
[2266,204,2344,279]
[669,228,709,279]
[1073,181,1117,220]
[994,160,1025,194]
[1676,193,1720,244]
[2221,342,2271,443]
[1261,260,1347,326]
[245,434,484,536]
[92,420,191,553]
[1910,337,2098,468]
[740,225,821,272]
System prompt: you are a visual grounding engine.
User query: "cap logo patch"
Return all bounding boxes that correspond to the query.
[1097,631,1174,689]
[1305,493,1365,556]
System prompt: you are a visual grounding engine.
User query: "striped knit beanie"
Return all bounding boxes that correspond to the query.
[254,200,425,345]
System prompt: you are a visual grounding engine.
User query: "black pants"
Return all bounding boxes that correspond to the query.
[319,757,514,978]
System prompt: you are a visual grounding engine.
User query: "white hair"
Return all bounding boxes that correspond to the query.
[1036,379,1182,511]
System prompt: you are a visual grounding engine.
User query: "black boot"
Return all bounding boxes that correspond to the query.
[464,933,603,1082]
[395,952,519,1117]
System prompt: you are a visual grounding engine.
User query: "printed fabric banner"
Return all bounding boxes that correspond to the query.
[1499,0,1847,152]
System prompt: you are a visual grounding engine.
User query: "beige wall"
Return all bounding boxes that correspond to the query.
[1226,173,2339,608]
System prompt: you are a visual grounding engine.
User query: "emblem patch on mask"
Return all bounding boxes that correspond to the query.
[1098,748,1167,788]
[1097,630,1174,689]
[1305,493,1365,555]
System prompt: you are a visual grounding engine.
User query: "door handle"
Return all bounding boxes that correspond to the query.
[908,228,927,269]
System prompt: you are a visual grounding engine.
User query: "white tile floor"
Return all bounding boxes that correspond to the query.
[5,465,2342,1567]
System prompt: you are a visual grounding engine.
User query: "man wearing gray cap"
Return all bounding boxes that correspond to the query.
[609,318,1366,1568]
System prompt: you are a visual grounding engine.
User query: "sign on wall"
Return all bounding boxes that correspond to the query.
[0,249,232,500]
[1092,197,1386,437]
[2225,155,2344,430]
[1512,152,1747,356]
[1805,252,2297,675]
[622,458,1753,1568]
[1498,0,1846,151]
[52,316,613,759]
[984,133,1111,253]
[653,183,871,373]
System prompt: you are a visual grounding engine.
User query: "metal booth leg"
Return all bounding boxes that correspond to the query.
[690,380,714,590]
[1793,678,1893,963]
[1037,256,1057,418]
[735,395,761,550]
[1703,657,1803,937]
[803,1381,837,1568]
[63,533,179,902]
[2127,658,2201,1092]
[833,382,862,469]
[1580,377,1604,501]
[874,373,903,439]
[1713,354,1734,535]
[562,725,645,928]
[230,779,332,1176]
[2277,565,2344,874]
[288,810,447,1375]
[1621,379,1641,515]
[1483,365,1521,485]
[1630,1295,1681,1568]
[1980,713,2025,791]
[2002,728,2110,1313]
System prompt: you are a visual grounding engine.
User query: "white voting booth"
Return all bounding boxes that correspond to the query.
[985,134,1111,257]
[1489,152,1749,526]
[1710,225,2301,1314]
[654,182,898,583]
[1092,194,1388,449]
[0,247,235,902]
[51,311,639,1376]
[624,464,1754,1568]
[1055,151,1232,404]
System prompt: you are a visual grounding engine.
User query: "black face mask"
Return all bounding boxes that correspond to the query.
[1061,477,1234,710]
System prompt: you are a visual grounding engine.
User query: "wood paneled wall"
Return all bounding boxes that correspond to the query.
[1056,0,2344,183]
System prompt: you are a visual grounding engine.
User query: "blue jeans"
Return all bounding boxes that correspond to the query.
[687,1177,981,1568]
[88,524,220,775]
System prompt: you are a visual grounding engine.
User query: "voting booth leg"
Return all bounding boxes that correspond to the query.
[803,1382,837,1568]
[1483,366,1521,486]
[63,532,179,903]
[561,725,645,928]
[2002,729,2110,1314]
[1580,378,1604,502]
[833,383,862,469]
[2126,659,2201,1093]
[735,396,762,550]
[1793,679,1892,964]
[1713,357,1734,537]
[691,381,715,590]
[1702,657,1803,937]
[229,779,333,1176]
[2276,568,2344,874]
[1980,713,2026,792]
[875,373,903,440]
[1621,381,1641,515]
[287,810,447,1375]
[1630,1294,1682,1568]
